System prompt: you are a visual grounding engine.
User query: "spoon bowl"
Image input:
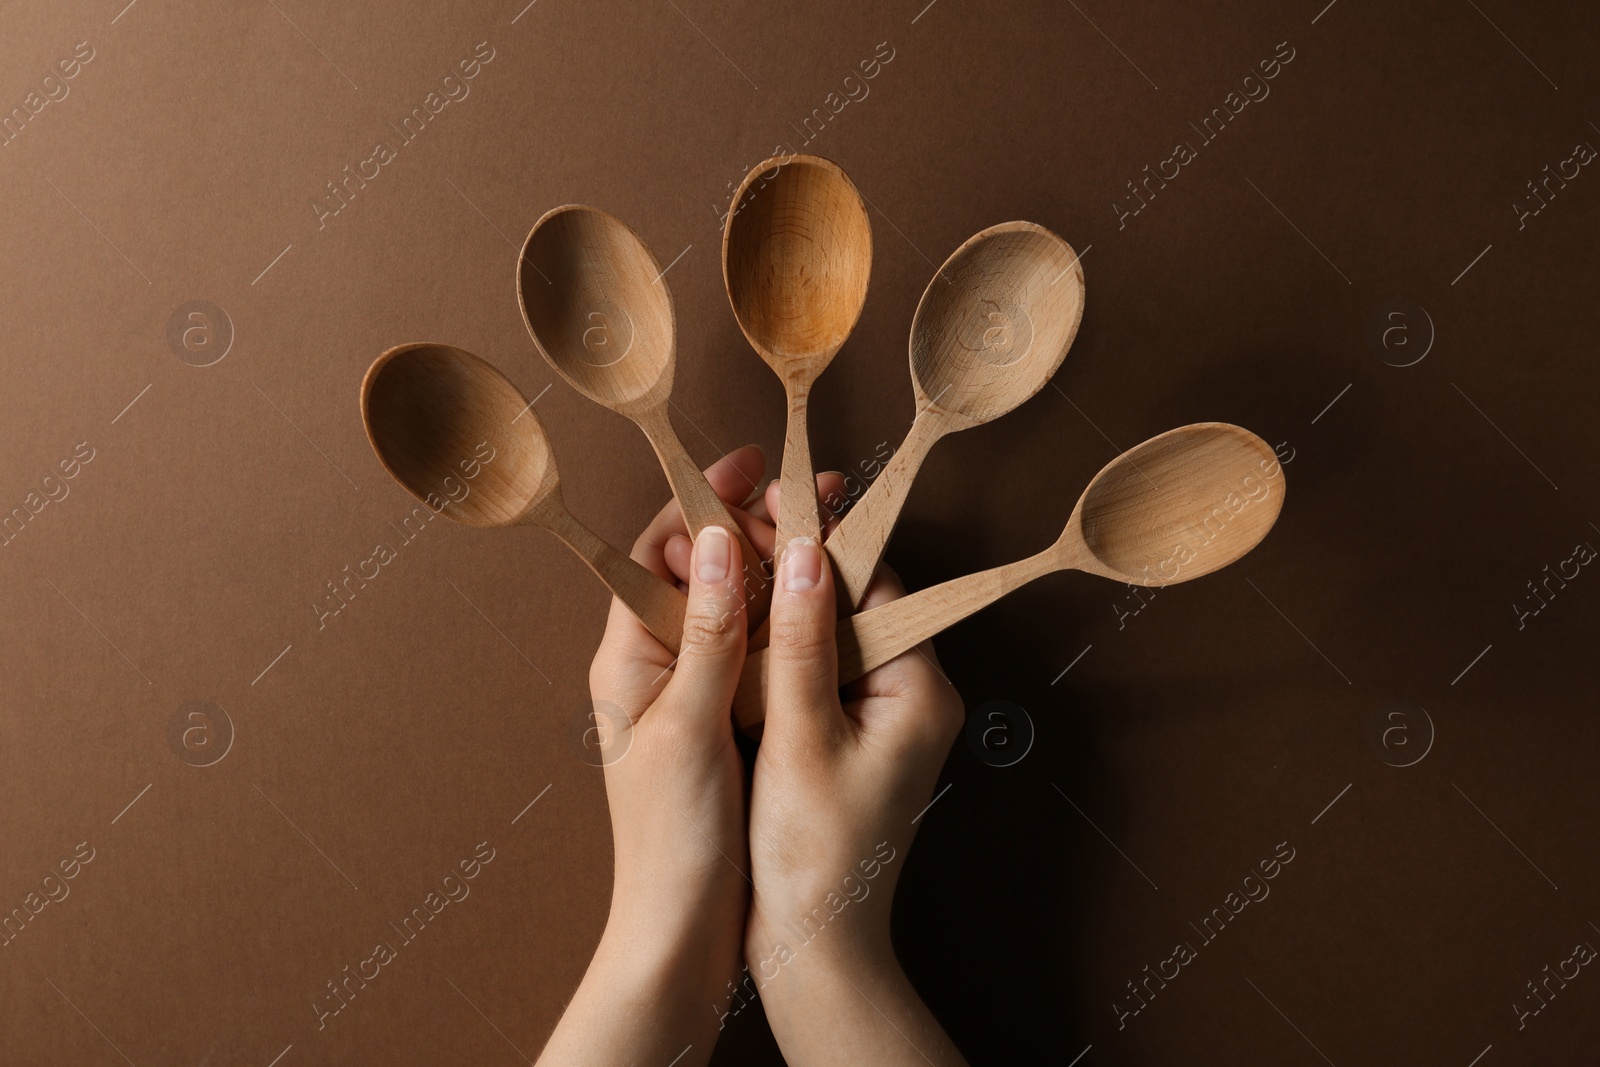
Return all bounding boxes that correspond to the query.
[1071,422,1281,583]
[910,221,1085,427]
[362,343,556,527]
[724,154,872,557]
[517,205,676,414]
[823,221,1086,607]
[723,155,872,371]
[519,205,770,621]
[734,422,1284,729]
[360,342,687,650]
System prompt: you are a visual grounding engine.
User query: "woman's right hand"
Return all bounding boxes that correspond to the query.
[740,484,970,1066]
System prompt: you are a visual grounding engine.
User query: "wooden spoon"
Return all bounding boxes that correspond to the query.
[733,423,1285,729]
[824,221,1086,609]
[723,154,872,565]
[518,205,769,621]
[361,342,685,651]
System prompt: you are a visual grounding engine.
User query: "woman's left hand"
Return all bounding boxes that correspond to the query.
[537,445,771,1066]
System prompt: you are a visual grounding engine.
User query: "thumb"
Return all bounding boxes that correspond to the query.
[764,536,840,735]
[659,525,747,722]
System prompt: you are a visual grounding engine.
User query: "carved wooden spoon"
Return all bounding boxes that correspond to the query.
[824,220,1086,609]
[518,205,769,621]
[723,154,871,568]
[733,423,1286,729]
[361,342,685,650]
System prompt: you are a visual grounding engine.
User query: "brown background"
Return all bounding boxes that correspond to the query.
[2,0,1598,1063]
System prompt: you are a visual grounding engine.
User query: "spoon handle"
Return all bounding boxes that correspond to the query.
[538,505,686,651]
[638,407,773,621]
[822,409,944,609]
[775,385,821,558]
[732,545,1060,730]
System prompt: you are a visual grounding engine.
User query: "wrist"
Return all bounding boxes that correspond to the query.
[539,892,746,1065]
[742,851,903,980]
[601,896,743,1001]
[749,923,909,1033]
[745,898,896,999]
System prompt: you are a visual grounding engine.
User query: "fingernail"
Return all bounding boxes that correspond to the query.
[696,525,731,583]
[779,537,820,592]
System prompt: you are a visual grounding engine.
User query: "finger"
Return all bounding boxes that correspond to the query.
[763,534,840,736]
[659,525,748,723]
[594,446,765,700]
[739,481,768,513]
[673,506,777,601]
[842,562,950,704]
[743,483,773,523]
[729,502,777,568]
[856,562,908,611]
[764,472,850,543]
[631,445,766,580]
[663,532,693,587]
[706,443,767,505]
[663,520,770,588]
[741,514,775,569]
[815,471,851,534]
[615,444,765,632]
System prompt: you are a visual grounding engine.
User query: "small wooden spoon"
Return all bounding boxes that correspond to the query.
[824,221,1086,609]
[733,423,1285,729]
[723,154,872,564]
[518,205,769,620]
[361,342,685,651]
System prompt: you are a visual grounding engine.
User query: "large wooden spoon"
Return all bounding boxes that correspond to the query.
[361,342,685,650]
[733,423,1285,729]
[723,154,871,567]
[518,205,769,620]
[824,221,1086,609]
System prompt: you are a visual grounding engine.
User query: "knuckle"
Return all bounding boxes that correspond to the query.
[768,614,833,661]
[678,600,743,654]
[877,682,964,755]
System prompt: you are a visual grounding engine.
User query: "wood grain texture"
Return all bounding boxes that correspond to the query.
[734,423,1284,729]
[534,497,685,651]
[824,221,1087,608]
[723,154,872,558]
[361,342,686,651]
[519,205,770,621]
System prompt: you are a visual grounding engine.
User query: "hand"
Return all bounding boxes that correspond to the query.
[537,446,769,1067]
[740,482,970,1065]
